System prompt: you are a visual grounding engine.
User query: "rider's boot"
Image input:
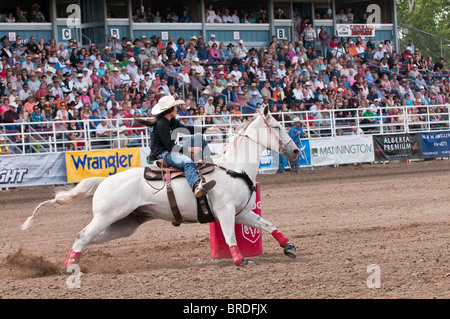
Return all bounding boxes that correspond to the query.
[193,179,216,197]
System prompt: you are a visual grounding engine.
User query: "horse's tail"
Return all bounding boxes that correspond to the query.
[21,177,106,231]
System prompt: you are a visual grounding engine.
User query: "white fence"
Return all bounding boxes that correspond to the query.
[1,104,449,155]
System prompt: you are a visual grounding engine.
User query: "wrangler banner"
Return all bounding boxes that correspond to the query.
[65,148,141,183]
[373,134,421,161]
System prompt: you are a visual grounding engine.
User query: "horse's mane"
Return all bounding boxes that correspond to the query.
[225,170,255,193]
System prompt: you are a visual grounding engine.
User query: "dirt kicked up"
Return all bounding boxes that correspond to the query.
[0,159,448,299]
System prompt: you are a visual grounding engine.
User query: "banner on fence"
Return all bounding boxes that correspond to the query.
[420,131,450,158]
[65,148,141,183]
[336,24,375,38]
[0,153,66,187]
[259,150,279,174]
[310,136,374,166]
[373,134,421,161]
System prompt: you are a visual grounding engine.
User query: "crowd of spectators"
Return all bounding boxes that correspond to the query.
[0,7,449,152]
[2,4,46,23]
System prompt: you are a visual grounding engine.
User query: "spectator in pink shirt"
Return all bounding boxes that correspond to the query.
[208,43,221,62]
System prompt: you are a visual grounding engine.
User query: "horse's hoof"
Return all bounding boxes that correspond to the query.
[284,242,297,258]
[241,258,256,266]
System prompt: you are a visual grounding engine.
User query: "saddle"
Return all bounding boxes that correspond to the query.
[144,159,216,226]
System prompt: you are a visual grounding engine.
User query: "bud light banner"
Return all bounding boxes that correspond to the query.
[258,150,279,174]
[420,131,450,158]
[0,153,67,188]
[373,134,421,161]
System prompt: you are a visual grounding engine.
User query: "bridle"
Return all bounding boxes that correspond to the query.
[237,113,294,151]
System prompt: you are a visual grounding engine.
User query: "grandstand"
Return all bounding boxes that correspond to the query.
[0,0,449,163]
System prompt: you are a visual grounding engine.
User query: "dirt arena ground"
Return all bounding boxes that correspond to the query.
[0,159,448,300]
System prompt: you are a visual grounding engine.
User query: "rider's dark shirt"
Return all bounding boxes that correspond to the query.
[149,117,206,161]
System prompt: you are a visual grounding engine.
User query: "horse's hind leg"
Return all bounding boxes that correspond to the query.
[235,210,297,258]
[90,211,152,244]
[64,207,138,266]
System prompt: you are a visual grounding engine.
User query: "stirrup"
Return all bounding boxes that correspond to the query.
[194,180,216,198]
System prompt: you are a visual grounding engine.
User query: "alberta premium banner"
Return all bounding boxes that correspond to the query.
[310,136,375,166]
[373,134,421,161]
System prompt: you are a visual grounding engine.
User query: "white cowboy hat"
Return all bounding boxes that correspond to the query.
[151,96,186,116]
[292,117,301,123]
[118,126,128,134]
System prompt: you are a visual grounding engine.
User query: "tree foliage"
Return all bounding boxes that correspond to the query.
[396,0,450,62]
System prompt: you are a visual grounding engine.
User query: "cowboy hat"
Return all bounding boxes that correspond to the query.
[151,96,186,116]
[118,126,128,134]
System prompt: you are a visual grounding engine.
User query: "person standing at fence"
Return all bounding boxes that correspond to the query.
[301,24,317,50]
[288,117,304,172]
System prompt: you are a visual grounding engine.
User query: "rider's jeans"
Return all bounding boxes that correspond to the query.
[162,133,211,190]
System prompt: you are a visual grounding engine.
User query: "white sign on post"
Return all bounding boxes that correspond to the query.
[111,28,120,39]
[161,31,169,40]
[8,32,16,41]
[233,32,240,40]
[277,29,285,40]
[62,29,71,41]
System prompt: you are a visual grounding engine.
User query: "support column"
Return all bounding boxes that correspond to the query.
[200,0,206,40]
[127,0,133,39]
[50,0,57,40]
[392,0,400,52]
[331,0,336,37]
[268,0,275,38]
[103,0,108,44]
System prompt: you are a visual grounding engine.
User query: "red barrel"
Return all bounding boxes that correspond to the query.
[209,182,263,258]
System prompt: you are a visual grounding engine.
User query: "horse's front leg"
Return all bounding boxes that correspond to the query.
[236,210,297,258]
[214,203,253,266]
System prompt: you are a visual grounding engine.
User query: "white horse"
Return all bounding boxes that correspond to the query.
[22,104,300,266]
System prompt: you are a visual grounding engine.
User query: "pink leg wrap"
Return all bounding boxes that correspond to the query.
[229,245,244,266]
[272,230,289,247]
[64,249,81,266]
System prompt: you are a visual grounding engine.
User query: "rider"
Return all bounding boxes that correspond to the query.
[144,96,217,197]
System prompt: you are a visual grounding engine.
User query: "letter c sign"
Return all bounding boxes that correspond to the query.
[62,29,72,41]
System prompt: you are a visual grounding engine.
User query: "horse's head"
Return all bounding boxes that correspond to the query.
[251,104,300,161]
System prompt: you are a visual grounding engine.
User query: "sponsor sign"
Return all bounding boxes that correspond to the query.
[65,148,141,183]
[279,139,311,168]
[210,182,262,258]
[310,136,374,166]
[373,134,421,161]
[420,131,450,158]
[299,139,311,166]
[258,150,279,174]
[336,24,375,38]
[0,153,66,188]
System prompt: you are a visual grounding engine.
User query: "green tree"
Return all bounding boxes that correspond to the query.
[396,0,450,63]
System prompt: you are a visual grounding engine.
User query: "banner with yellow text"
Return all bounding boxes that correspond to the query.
[65,148,141,183]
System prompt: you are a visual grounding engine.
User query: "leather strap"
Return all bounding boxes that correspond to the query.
[164,170,183,226]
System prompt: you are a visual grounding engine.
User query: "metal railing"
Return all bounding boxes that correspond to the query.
[0,104,449,155]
